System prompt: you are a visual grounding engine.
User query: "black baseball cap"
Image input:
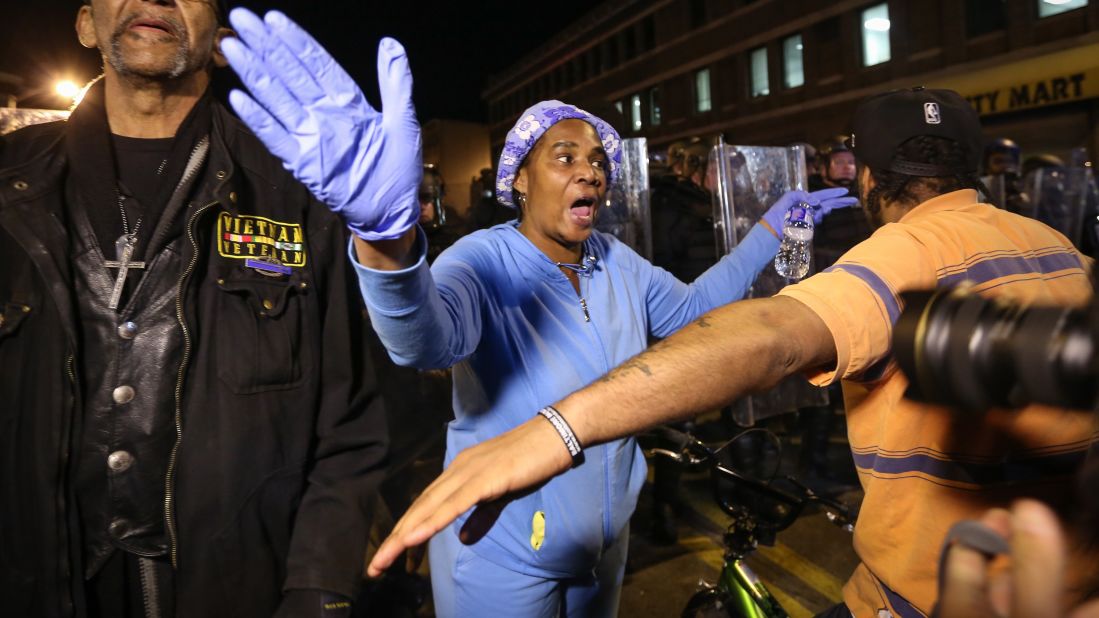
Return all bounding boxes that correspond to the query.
[849,87,983,176]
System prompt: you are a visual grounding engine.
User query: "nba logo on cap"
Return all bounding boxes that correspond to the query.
[924,102,941,125]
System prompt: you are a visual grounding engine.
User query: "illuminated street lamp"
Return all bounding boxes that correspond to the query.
[55,79,82,103]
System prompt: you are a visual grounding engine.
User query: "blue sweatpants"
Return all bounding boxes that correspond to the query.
[428,524,629,618]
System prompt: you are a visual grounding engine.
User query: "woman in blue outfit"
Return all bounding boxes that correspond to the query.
[349,103,852,616]
[219,11,854,617]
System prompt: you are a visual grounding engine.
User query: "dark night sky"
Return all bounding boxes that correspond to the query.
[1,1,590,122]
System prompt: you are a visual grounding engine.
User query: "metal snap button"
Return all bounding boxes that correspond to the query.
[12,180,28,191]
[108,519,127,536]
[112,385,135,404]
[117,322,138,340]
[107,450,134,472]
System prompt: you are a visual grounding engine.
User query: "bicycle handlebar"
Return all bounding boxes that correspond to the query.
[648,425,855,532]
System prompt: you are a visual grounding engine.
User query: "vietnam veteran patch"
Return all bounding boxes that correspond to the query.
[217,213,306,267]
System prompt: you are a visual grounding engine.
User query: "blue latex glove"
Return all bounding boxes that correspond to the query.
[761,187,859,233]
[220,9,421,241]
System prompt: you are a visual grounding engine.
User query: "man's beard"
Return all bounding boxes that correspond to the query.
[828,176,855,188]
[107,13,192,79]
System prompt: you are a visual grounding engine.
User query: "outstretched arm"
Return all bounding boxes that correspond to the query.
[565,295,834,444]
[367,294,837,576]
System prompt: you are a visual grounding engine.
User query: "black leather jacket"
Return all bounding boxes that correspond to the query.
[0,101,387,617]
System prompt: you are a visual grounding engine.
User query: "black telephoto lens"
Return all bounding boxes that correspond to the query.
[894,286,1098,411]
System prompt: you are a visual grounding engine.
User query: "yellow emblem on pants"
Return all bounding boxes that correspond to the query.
[530,511,546,551]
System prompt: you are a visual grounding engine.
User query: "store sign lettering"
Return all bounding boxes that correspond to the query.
[965,73,1086,114]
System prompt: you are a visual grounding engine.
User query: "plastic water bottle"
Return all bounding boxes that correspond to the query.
[774,203,814,280]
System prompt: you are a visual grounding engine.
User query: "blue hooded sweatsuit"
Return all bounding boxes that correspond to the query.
[353,220,778,615]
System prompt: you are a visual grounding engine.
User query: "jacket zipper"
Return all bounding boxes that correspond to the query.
[138,556,162,618]
[63,353,78,616]
[162,138,211,568]
[165,198,218,567]
[569,272,615,545]
[589,289,613,545]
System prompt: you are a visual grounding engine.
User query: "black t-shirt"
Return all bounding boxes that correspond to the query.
[93,134,174,261]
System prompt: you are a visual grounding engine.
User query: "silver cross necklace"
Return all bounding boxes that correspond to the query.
[104,191,146,310]
[103,156,166,310]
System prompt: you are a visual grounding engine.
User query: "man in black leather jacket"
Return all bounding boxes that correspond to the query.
[0,1,386,616]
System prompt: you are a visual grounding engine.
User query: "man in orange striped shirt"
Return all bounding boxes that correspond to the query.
[370,87,1097,616]
[774,88,1095,616]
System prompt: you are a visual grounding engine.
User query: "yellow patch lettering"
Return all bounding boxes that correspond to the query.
[216,214,307,267]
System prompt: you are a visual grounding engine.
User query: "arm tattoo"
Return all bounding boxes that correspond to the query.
[598,356,653,383]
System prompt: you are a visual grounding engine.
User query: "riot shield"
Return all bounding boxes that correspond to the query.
[981,173,1029,215]
[981,174,1006,210]
[597,138,652,261]
[0,108,70,136]
[1063,148,1099,249]
[711,141,807,256]
[1024,156,1094,247]
[710,141,828,427]
[1069,148,1099,257]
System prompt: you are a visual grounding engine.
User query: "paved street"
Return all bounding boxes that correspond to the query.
[620,460,861,617]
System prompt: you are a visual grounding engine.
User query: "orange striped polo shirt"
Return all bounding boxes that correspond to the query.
[778,189,1096,617]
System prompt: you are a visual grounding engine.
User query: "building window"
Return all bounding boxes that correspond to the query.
[631,94,643,131]
[861,3,892,66]
[813,16,842,80]
[966,0,1006,37]
[690,0,707,29]
[1037,0,1088,17]
[623,28,637,59]
[649,87,663,126]
[782,35,804,89]
[604,39,619,71]
[642,16,656,51]
[694,68,712,112]
[750,47,770,97]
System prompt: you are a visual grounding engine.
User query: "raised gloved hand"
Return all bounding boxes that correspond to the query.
[220,9,421,241]
[761,187,859,234]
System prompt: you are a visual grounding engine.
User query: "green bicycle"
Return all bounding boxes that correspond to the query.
[648,426,854,618]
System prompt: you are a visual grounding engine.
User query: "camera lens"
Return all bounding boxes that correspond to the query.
[894,287,1098,411]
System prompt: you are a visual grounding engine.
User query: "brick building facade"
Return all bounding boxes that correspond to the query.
[483,0,1099,163]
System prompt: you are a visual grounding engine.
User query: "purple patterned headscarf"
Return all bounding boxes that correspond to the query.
[495,100,622,208]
